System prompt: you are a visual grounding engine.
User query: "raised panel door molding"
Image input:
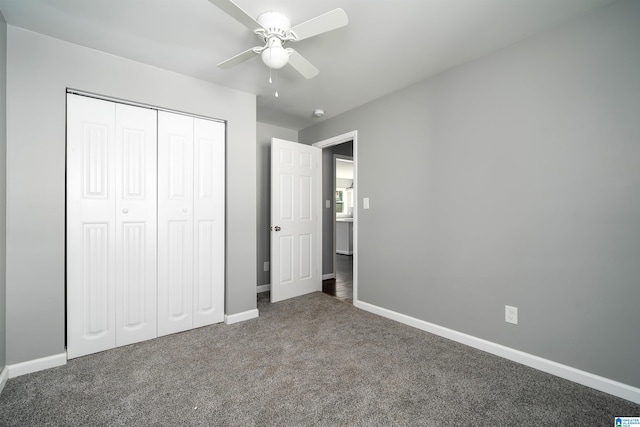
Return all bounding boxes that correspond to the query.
[167,220,192,320]
[120,222,146,328]
[82,124,110,199]
[122,129,146,199]
[81,223,111,337]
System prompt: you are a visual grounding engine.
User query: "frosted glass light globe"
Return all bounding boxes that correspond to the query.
[261,39,289,69]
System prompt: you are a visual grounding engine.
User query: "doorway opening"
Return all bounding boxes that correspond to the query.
[323,156,353,302]
[312,131,358,305]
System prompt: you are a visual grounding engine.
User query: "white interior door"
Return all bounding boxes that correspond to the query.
[67,95,117,359]
[114,103,158,347]
[270,138,322,302]
[157,111,195,336]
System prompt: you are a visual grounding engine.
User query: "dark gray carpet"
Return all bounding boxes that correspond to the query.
[1,292,638,426]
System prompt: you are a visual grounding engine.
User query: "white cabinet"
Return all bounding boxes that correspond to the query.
[66,94,225,359]
[336,219,353,255]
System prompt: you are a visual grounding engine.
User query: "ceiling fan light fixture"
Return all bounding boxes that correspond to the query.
[211,1,349,79]
[261,38,289,69]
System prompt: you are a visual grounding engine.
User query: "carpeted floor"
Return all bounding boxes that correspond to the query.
[1,291,638,426]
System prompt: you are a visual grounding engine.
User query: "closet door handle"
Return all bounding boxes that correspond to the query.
[182,208,188,213]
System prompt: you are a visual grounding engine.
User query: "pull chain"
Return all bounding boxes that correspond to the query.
[268,67,279,97]
[268,47,277,97]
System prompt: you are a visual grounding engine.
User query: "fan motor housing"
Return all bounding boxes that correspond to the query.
[257,12,291,38]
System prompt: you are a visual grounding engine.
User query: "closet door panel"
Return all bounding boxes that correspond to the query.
[67,94,117,359]
[115,104,158,347]
[193,119,225,327]
[69,95,226,356]
[158,112,194,337]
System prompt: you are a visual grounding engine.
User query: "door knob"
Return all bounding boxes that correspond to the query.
[122,208,129,214]
[272,226,281,231]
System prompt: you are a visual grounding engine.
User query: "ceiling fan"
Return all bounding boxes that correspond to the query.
[209,0,348,79]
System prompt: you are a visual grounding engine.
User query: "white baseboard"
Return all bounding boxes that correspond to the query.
[355,300,640,404]
[0,365,8,395]
[225,308,259,325]
[336,250,353,255]
[257,284,271,293]
[322,273,335,280]
[7,352,67,379]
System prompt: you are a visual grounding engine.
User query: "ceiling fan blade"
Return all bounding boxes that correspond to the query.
[217,47,258,69]
[208,0,263,31]
[290,8,348,41]
[287,49,319,79]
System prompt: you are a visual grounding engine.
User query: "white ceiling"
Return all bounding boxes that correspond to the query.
[0,0,613,130]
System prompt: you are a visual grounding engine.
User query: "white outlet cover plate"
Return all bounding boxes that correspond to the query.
[505,305,518,324]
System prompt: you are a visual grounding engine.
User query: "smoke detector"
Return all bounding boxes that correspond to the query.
[312,109,325,118]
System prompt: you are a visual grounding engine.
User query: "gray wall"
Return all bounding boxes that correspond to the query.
[256,123,297,287]
[300,0,640,388]
[5,27,256,365]
[0,11,7,371]
[321,142,352,275]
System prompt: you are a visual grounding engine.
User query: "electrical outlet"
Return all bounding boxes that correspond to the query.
[505,305,518,325]
[263,261,269,272]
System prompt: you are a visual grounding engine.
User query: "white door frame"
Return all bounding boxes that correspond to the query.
[312,130,358,304]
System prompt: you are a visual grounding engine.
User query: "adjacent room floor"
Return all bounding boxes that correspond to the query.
[322,254,353,303]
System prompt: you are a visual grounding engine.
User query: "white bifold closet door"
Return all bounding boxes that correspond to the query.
[67,95,225,359]
[157,111,225,337]
[67,95,158,359]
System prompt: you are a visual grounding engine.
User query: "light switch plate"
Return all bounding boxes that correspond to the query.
[326,200,330,209]
[263,261,269,272]
[363,198,370,209]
